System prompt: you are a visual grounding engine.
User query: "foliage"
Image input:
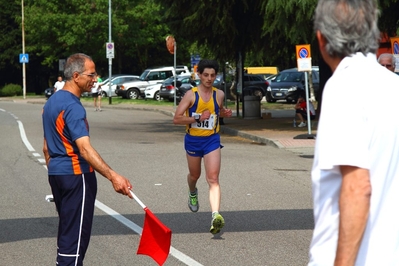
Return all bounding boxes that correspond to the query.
[379,0,399,36]
[1,84,23,96]
[0,0,23,86]
[0,0,398,93]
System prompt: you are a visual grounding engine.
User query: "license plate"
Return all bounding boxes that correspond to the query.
[275,93,282,96]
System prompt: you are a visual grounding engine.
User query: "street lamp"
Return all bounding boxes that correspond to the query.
[108,0,112,105]
[21,0,26,99]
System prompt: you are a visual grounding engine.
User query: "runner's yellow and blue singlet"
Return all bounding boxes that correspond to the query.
[185,87,220,137]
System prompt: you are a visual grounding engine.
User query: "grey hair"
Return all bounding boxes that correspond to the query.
[377,53,395,64]
[64,53,93,80]
[314,0,380,58]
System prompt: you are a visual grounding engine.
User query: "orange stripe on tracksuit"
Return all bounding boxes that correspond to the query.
[55,110,83,175]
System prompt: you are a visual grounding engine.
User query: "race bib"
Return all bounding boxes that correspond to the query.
[191,113,216,130]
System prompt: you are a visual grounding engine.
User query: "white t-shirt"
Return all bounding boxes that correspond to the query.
[53,80,65,92]
[309,52,399,265]
[91,83,99,94]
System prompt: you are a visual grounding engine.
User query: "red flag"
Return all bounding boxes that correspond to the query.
[137,207,172,265]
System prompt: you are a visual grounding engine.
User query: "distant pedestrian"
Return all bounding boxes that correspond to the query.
[309,0,399,265]
[294,96,315,127]
[53,76,65,92]
[42,53,133,266]
[377,53,396,72]
[92,75,102,111]
[173,59,232,234]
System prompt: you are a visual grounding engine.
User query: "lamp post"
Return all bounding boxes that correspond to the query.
[108,0,112,104]
[21,0,26,99]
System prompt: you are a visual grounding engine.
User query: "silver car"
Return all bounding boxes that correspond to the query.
[99,74,139,97]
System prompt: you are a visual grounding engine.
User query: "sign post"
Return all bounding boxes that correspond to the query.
[166,36,176,110]
[21,0,26,99]
[107,0,113,104]
[295,44,315,139]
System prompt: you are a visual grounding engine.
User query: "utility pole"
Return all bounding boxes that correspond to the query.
[108,0,113,104]
[21,0,26,99]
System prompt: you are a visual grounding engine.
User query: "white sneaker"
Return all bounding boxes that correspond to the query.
[298,122,306,127]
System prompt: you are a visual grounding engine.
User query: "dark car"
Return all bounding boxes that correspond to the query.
[266,68,319,103]
[222,74,270,101]
[159,74,196,101]
[44,88,54,98]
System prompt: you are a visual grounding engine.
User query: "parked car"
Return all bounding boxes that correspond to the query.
[187,74,269,102]
[266,68,319,103]
[116,66,190,99]
[44,88,54,98]
[240,74,270,99]
[159,74,196,101]
[265,74,277,82]
[144,84,162,101]
[99,74,139,97]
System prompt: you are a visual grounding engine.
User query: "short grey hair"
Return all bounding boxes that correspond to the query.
[314,0,380,58]
[377,53,395,64]
[64,53,93,80]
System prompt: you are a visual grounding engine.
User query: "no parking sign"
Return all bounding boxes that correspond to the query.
[296,44,312,71]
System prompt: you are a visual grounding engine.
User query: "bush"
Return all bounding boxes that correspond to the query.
[0,84,22,97]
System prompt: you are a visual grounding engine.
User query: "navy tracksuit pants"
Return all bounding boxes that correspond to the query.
[49,172,97,266]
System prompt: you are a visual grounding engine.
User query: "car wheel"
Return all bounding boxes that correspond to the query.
[101,91,107,97]
[154,91,161,101]
[127,89,140,99]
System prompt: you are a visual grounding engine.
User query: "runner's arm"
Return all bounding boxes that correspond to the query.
[173,90,197,125]
[217,90,232,118]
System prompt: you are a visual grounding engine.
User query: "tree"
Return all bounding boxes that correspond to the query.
[19,0,190,90]
[0,0,23,87]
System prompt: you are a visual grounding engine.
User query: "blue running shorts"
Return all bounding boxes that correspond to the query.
[184,133,223,157]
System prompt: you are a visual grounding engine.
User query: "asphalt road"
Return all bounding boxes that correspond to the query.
[0,101,314,266]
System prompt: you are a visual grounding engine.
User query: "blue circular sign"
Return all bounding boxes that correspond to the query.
[299,48,309,58]
[394,41,399,54]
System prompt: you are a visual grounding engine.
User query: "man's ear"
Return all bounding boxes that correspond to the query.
[316,31,327,52]
[72,72,80,82]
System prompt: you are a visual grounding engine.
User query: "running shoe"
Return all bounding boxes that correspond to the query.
[188,188,199,212]
[210,213,225,234]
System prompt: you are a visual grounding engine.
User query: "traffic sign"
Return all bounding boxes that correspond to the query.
[393,41,399,54]
[106,42,115,59]
[19,54,29,63]
[59,59,66,71]
[296,44,311,59]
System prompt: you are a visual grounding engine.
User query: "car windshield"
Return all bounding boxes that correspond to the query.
[139,70,150,81]
[274,72,303,83]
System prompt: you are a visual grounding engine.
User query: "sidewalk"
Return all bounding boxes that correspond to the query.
[2,97,316,150]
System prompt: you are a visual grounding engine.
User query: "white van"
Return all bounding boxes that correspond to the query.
[116,65,190,99]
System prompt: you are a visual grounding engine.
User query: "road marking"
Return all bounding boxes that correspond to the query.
[8,108,203,266]
[17,120,35,152]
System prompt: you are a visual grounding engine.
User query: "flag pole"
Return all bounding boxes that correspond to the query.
[130,191,146,209]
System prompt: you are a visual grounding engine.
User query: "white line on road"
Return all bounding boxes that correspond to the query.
[17,120,35,152]
[9,108,202,266]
